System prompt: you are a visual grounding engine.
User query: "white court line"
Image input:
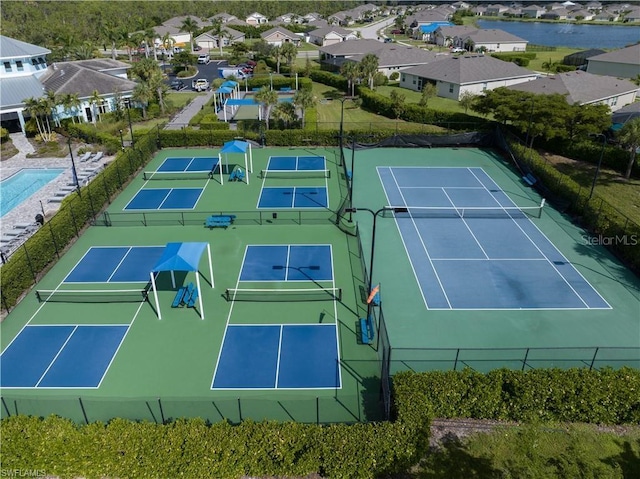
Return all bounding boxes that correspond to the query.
[156,188,176,209]
[274,324,284,389]
[97,310,144,388]
[440,188,490,260]
[35,325,78,387]
[386,167,453,309]
[468,168,596,309]
[106,247,133,283]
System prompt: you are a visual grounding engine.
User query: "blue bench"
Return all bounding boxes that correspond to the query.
[522,173,538,186]
[172,282,194,308]
[280,87,292,92]
[205,214,236,229]
[185,284,198,308]
[252,87,261,92]
[359,316,375,345]
[229,168,245,182]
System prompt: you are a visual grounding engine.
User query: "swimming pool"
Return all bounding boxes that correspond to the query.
[1,168,65,217]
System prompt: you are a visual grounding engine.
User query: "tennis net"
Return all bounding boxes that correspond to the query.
[143,170,217,180]
[224,287,342,302]
[35,288,149,303]
[260,169,331,179]
[382,200,545,219]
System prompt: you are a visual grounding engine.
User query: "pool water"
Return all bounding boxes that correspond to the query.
[1,168,65,217]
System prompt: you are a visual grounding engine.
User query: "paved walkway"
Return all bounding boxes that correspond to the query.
[164,90,214,129]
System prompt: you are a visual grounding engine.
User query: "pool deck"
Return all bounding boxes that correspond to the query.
[0,134,113,257]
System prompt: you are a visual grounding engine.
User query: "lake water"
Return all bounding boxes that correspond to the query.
[477,20,640,49]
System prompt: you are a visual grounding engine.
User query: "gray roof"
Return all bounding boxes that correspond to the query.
[319,39,385,56]
[162,16,211,29]
[436,25,478,37]
[587,44,640,66]
[309,26,352,37]
[465,29,527,44]
[350,44,442,68]
[0,75,45,109]
[402,54,536,84]
[0,35,50,60]
[506,70,638,105]
[261,27,299,40]
[40,62,137,99]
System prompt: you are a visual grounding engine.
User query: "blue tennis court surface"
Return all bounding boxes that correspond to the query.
[64,246,165,283]
[267,156,326,172]
[240,245,333,281]
[124,187,203,210]
[0,325,128,388]
[158,157,219,172]
[378,166,610,310]
[212,324,340,389]
[258,187,328,208]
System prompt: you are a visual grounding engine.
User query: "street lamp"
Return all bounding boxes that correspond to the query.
[124,98,134,147]
[119,129,125,152]
[344,206,408,319]
[67,137,80,196]
[588,133,607,201]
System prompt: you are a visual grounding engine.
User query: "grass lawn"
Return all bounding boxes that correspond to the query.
[526,46,583,73]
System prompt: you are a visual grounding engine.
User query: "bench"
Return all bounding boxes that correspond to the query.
[91,152,104,163]
[205,214,236,229]
[279,87,292,92]
[359,316,375,345]
[522,173,538,186]
[186,285,199,308]
[229,168,245,182]
[171,284,188,307]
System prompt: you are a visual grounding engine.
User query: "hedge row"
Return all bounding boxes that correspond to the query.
[393,367,640,424]
[0,385,431,479]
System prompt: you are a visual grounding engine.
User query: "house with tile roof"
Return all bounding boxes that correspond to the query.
[400,54,539,100]
[261,27,302,47]
[586,44,640,79]
[507,70,638,112]
[0,35,50,133]
[308,26,357,47]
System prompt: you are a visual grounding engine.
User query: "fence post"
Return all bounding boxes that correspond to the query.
[589,347,599,370]
[22,244,37,281]
[102,175,111,203]
[454,349,460,370]
[68,203,80,237]
[1,397,10,417]
[78,397,89,425]
[158,398,165,423]
[238,397,242,422]
[47,221,60,259]
[522,348,530,371]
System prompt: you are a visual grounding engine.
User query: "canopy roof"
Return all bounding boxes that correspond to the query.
[215,86,234,94]
[221,139,249,154]
[151,242,207,272]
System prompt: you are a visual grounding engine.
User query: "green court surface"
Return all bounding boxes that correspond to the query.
[1,145,638,424]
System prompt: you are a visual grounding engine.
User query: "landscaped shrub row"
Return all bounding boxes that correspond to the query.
[393,367,640,424]
[0,400,430,479]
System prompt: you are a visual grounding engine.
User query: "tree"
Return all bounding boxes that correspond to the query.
[280,42,298,70]
[458,91,476,114]
[272,101,297,128]
[101,22,123,60]
[418,83,437,107]
[340,61,360,97]
[390,90,406,120]
[210,19,226,56]
[23,97,49,141]
[90,90,102,124]
[359,54,379,90]
[254,87,279,130]
[60,93,81,123]
[272,46,282,74]
[617,118,640,179]
[180,16,199,52]
[293,89,316,129]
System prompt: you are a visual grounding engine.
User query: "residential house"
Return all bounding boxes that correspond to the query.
[541,7,570,19]
[40,59,137,124]
[416,22,455,42]
[195,27,245,52]
[319,39,439,77]
[472,5,489,16]
[433,25,478,47]
[566,8,595,20]
[405,10,453,39]
[399,54,538,100]
[261,27,302,47]
[460,29,528,53]
[246,12,269,26]
[153,25,190,51]
[623,6,640,21]
[507,70,638,112]
[302,12,322,23]
[521,4,547,18]
[592,9,620,21]
[485,4,511,16]
[586,44,640,79]
[274,13,303,24]
[0,35,51,133]
[209,13,238,24]
[308,26,357,47]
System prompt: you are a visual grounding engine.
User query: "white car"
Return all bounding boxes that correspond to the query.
[451,47,466,53]
[192,79,210,92]
[197,54,210,64]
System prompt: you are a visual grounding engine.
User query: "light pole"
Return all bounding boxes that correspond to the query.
[124,98,134,147]
[344,206,408,319]
[588,133,607,201]
[67,137,80,196]
[119,129,125,152]
[337,96,351,167]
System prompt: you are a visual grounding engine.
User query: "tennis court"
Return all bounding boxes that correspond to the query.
[379,166,609,310]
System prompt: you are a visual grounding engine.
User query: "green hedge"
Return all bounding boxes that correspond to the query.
[0,126,9,143]
[393,367,640,424]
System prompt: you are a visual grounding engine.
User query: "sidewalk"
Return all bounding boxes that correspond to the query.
[164,90,214,130]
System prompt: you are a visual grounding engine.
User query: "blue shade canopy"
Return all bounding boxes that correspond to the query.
[215,86,233,94]
[152,242,207,272]
[221,80,238,87]
[221,140,249,154]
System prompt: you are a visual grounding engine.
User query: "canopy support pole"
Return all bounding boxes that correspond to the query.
[218,153,223,185]
[249,143,253,173]
[244,152,249,185]
[207,243,214,288]
[150,272,161,320]
[196,273,204,320]
[170,270,175,289]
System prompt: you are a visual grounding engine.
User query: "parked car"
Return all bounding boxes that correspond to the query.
[383,38,394,43]
[170,79,185,90]
[192,78,210,91]
[451,47,466,53]
[193,45,202,51]
[197,54,210,64]
[173,46,185,54]
[391,29,404,35]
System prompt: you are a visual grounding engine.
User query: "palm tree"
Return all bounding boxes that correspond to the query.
[272,46,282,74]
[144,27,158,61]
[280,42,298,70]
[210,19,226,56]
[359,54,379,90]
[254,87,279,130]
[180,16,199,52]
[90,90,102,124]
[617,118,640,179]
[101,22,123,60]
[340,61,359,97]
[132,83,155,119]
[44,90,59,130]
[272,102,297,129]
[292,89,316,129]
[61,93,81,123]
[23,97,47,140]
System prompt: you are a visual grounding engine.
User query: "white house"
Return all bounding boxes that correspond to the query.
[246,12,269,26]
[586,44,640,79]
[308,26,357,47]
[459,29,528,53]
[261,27,302,47]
